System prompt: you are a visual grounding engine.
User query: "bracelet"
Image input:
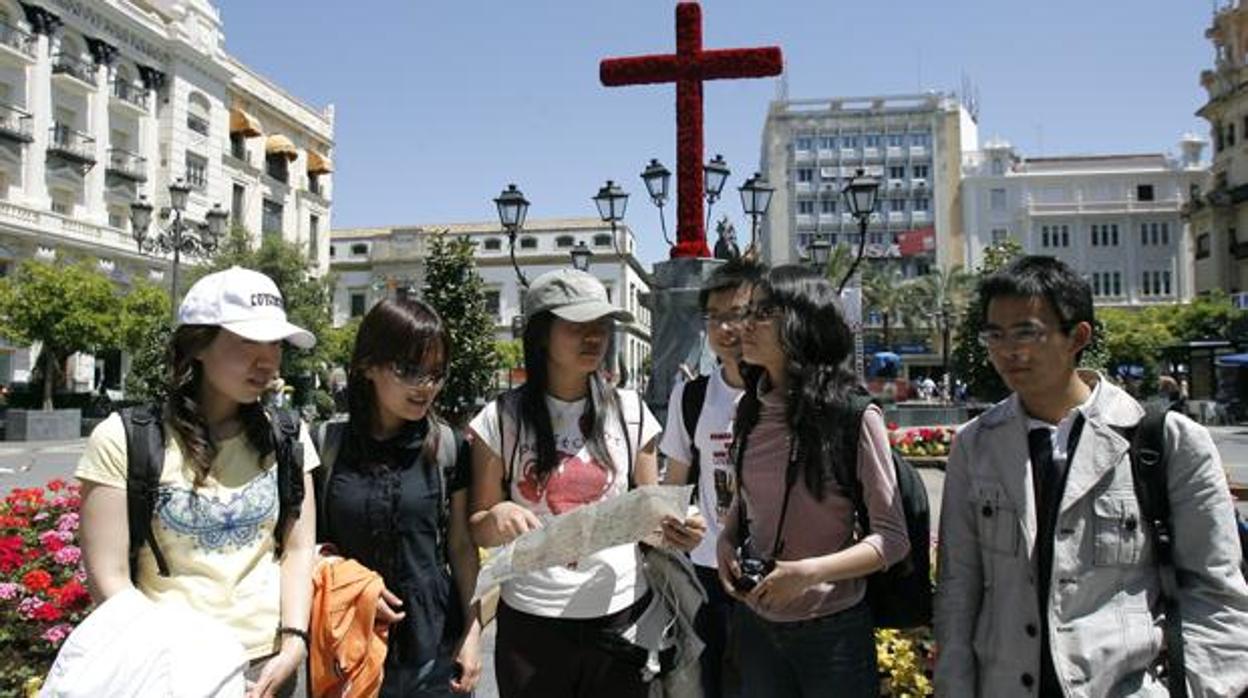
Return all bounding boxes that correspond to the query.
[276,626,310,651]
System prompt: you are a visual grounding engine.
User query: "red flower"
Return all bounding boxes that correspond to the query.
[22,569,53,593]
[886,422,899,431]
[31,601,62,622]
[46,479,65,492]
[52,580,89,610]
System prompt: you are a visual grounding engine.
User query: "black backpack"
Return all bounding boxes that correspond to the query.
[120,404,305,582]
[680,375,710,495]
[838,398,933,630]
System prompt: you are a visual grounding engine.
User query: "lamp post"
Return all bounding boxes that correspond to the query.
[738,172,774,252]
[570,240,593,272]
[640,158,672,246]
[704,154,730,231]
[837,168,881,293]
[130,178,229,320]
[494,183,530,288]
[932,300,958,401]
[593,180,629,255]
[807,237,831,272]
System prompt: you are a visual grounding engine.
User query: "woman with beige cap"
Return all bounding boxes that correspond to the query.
[467,269,706,698]
[76,266,320,698]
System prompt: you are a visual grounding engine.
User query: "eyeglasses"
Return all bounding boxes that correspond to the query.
[389,362,447,388]
[702,310,746,328]
[977,325,1049,348]
[741,304,782,323]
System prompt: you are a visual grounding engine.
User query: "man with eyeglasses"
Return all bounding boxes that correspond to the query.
[660,257,763,698]
[935,256,1248,697]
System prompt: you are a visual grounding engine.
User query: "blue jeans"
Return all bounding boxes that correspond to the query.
[735,601,877,698]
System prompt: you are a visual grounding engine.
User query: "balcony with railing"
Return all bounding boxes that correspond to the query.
[47,123,95,165]
[110,80,150,112]
[51,53,96,88]
[0,21,34,62]
[0,103,32,144]
[105,148,146,182]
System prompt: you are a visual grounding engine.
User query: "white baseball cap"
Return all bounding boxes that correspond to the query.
[177,266,316,349]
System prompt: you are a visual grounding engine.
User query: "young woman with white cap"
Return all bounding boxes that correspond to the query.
[467,268,706,698]
[76,266,320,698]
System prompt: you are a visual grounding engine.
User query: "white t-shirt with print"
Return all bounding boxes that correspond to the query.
[659,368,744,568]
[469,389,661,619]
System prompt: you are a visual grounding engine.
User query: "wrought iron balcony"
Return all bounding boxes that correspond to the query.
[105,147,146,182]
[111,80,149,111]
[0,21,34,59]
[47,123,95,165]
[0,102,32,143]
[51,53,96,86]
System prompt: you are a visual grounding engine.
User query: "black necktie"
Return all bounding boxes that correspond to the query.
[1028,428,1056,518]
[1028,427,1063,698]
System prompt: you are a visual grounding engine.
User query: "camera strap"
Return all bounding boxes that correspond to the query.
[734,427,803,559]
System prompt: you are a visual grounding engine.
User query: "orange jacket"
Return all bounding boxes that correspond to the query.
[310,556,390,698]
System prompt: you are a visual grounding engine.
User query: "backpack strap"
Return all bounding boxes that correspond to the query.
[433,421,457,563]
[313,418,347,541]
[122,404,171,580]
[266,407,305,559]
[1128,406,1188,698]
[681,376,710,495]
[499,392,523,497]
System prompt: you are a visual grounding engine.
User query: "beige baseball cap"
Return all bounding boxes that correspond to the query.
[523,268,634,325]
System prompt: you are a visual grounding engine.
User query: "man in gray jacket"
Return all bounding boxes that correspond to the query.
[935,256,1248,697]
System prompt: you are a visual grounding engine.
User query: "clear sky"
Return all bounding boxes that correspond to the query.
[218,0,1217,266]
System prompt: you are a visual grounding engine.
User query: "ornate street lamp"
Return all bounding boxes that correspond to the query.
[494,183,530,287]
[808,237,831,271]
[738,172,774,251]
[593,180,629,255]
[640,158,672,246]
[570,240,593,272]
[704,153,730,229]
[837,168,881,293]
[130,178,228,320]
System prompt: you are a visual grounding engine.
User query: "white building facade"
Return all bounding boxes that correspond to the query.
[330,218,653,391]
[758,92,979,273]
[0,0,334,390]
[961,138,1206,306]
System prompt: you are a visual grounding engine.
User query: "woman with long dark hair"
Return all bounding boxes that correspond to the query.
[319,297,482,696]
[467,269,704,698]
[77,266,319,698]
[715,265,910,698]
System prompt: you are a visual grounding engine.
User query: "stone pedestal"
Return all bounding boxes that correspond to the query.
[642,257,726,424]
[6,409,83,441]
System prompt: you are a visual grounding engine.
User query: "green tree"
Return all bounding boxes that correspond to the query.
[1165,290,1243,342]
[816,242,859,290]
[118,281,172,402]
[863,262,913,351]
[951,240,1023,402]
[321,317,361,371]
[190,226,336,409]
[0,260,118,409]
[907,264,973,381]
[1099,306,1174,395]
[494,339,524,371]
[423,232,499,423]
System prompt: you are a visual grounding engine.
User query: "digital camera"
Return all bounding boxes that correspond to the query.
[733,539,775,592]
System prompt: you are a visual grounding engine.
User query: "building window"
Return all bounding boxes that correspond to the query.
[50,191,72,215]
[843,135,859,148]
[329,246,336,258]
[308,214,320,258]
[1137,184,1155,202]
[990,188,1006,211]
[350,243,367,256]
[308,173,321,195]
[821,199,837,214]
[913,197,929,211]
[911,132,931,147]
[555,235,574,248]
[232,184,245,226]
[817,136,834,150]
[1197,233,1211,259]
[1061,225,1070,247]
[991,159,1005,176]
[797,168,813,182]
[889,166,905,179]
[1230,124,1237,147]
[266,155,289,183]
[483,290,500,320]
[798,200,814,215]
[889,199,906,212]
[887,134,904,147]
[1140,223,1149,246]
[520,236,537,250]
[230,133,245,160]
[991,228,1008,244]
[913,165,929,179]
[864,134,882,148]
[350,292,366,318]
[108,208,125,229]
[593,234,612,248]
[262,200,283,237]
[1163,270,1172,295]
[795,136,813,151]
[185,152,208,191]
[1042,225,1051,247]
[187,92,210,136]
[483,237,501,251]
[1110,224,1119,246]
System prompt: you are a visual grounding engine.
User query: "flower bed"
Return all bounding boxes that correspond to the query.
[888,424,956,460]
[0,480,93,696]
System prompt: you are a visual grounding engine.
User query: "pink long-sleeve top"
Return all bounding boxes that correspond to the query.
[739,389,910,622]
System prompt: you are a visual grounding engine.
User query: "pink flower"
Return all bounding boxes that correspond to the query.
[55,512,79,533]
[16,596,43,620]
[52,545,80,566]
[0,582,19,599]
[42,623,73,645]
[38,530,65,552]
[32,511,49,522]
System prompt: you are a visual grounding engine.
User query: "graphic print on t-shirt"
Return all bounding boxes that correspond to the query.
[516,449,615,515]
[156,467,277,551]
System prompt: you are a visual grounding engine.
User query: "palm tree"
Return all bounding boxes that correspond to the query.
[863,262,912,352]
[908,264,974,385]
[817,242,859,291]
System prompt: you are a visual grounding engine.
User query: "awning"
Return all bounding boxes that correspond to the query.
[306,150,333,174]
[265,134,298,161]
[229,107,261,138]
[1215,352,1248,366]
